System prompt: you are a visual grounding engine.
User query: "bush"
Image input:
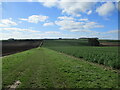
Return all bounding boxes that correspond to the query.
[88,38,100,46]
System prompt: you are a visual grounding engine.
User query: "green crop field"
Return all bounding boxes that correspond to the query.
[2,39,120,89]
[43,39,120,69]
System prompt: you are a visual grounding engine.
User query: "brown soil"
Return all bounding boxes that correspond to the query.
[2,40,43,56]
[100,42,120,46]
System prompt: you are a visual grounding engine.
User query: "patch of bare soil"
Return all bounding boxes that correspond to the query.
[7,80,21,90]
[100,42,120,46]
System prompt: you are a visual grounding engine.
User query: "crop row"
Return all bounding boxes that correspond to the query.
[48,46,119,69]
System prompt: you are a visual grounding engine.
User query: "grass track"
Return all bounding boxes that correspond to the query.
[2,47,119,88]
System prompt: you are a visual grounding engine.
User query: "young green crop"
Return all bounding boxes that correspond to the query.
[43,40,119,69]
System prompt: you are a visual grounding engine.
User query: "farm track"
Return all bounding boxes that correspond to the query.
[2,47,120,88]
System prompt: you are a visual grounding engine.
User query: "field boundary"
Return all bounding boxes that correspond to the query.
[53,49,120,73]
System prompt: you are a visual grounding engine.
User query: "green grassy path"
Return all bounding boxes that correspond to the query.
[2,48,119,88]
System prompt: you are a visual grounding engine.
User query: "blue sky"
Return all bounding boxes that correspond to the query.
[0,1,119,40]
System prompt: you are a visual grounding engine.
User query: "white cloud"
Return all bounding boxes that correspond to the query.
[55,19,82,30]
[1,31,44,40]
[87,10,92,15]
[83,22,104,29]
[45,31,61,34]
[41,0,95,17]
[43,22,54,26]
[19,18,28,21]
[41,1,118,17]
[79,18,88,21]
[0,29,64,40]
[41,0,58,7]
[0,27,40,33]
[0,19,17,27]
[70,29,92,32]
[55,16,104,32]
[27,0,33,2]
[58,16,74,20]
[104,30,120,34]
[96,2,115,16]
[0,23,8,27]
[19,15,48,23]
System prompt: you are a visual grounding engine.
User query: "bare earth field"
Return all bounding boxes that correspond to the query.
[2,40,42,56]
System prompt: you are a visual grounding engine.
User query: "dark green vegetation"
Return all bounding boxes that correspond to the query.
[88,38,100,46]
[43,39,89,47]
[43,39,120,69]
[2,48,119,88]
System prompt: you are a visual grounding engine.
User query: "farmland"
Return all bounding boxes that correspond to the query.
[2,47,119,88]
[2,39,120,89]
[43,39,120,69]
[2,39,43,56]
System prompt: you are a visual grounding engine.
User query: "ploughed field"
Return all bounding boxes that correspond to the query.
[2,39,120,88]
[2,40,42,56]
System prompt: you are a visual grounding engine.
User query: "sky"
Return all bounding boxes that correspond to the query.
[0,0,119,40]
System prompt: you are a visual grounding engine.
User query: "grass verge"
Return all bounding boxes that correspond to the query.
[2,47,119,88]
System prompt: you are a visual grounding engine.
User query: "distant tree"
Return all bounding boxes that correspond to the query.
[8,38,15,41]
[59,38,62,40]
[88,38,100,46]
